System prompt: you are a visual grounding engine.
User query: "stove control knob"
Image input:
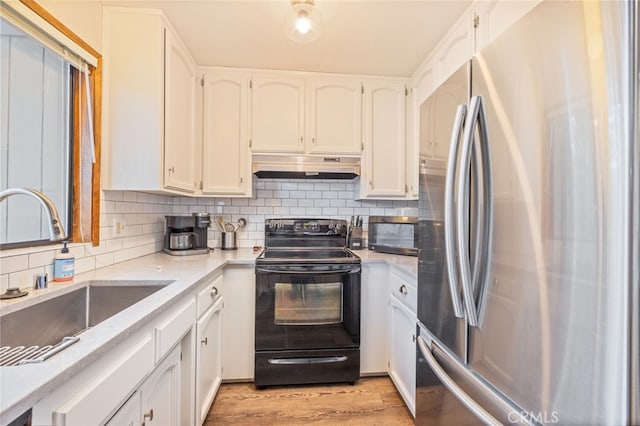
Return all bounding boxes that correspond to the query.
[267,220,277,231]
[334,223,343,232]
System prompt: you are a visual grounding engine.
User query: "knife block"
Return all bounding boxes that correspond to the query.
[349,226,363,250]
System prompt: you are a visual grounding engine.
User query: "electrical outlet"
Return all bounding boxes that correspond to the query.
[113,218,124,236]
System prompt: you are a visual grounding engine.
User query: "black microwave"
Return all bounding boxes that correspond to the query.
[367,216,418,256]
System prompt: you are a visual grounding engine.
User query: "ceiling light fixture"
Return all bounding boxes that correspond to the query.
[287,0,321,43]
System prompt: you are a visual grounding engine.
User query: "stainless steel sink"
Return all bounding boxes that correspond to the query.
[0,280,172,366]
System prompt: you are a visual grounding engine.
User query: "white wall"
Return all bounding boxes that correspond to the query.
[36,0,103,53]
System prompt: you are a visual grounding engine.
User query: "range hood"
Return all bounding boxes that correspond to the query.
[252,154,360,179]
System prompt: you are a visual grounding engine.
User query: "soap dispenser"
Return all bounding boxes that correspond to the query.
[53,241,75,282]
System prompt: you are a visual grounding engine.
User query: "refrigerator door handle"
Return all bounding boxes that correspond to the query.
[417,334,502,426]
[444,103,467,318]
[475,95,494,323]
[457,96,492,327]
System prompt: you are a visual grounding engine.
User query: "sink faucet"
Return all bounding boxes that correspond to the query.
[0,188,67,241]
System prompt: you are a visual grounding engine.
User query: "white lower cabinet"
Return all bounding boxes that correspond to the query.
[360,263,389,375]
[106,344,182,426]
[41,336,154,426]
[105,391,141,426]
[388,294,417,417]
[33,290,197,426]
[195,296,223,425]
[220,265,255,381]
[138,344,182,426]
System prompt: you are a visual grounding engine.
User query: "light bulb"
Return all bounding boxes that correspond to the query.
[296,17,310,34]
[287,0,321,43]
[295,11,311,34]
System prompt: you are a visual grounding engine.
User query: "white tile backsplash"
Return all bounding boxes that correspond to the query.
[0,178,417,292]
[179,178,417,249]
[0,190,175,292]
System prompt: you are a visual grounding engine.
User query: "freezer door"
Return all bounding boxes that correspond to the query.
[468,2,633,425]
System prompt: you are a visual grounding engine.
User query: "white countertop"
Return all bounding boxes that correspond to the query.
[0,248,416,423]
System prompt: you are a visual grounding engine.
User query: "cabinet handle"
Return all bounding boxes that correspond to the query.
[168,166,175,174]
[369,179,374,189]
[300,136,304,144]
[211,286,218,297]
[143,409,154,424]
[412,334,417,342]
[405,184,408,194]
[312,137,316,144]
[240,177,244,184]
[201,337,208,345]
[399,284,408,295]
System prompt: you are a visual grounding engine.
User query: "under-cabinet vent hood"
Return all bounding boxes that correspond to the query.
[252,154,360,179]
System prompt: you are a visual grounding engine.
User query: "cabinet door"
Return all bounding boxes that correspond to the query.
[164,27,197,193]
[405,89,419,199]
[102,8,165,192]
[251,76,305,153]
[221,265,255,381]
[360,263,389,375]
[196,297,223,425]
[476,0,541,51]
[388,295,416,417]
[202,73,251,196]
[436,12,474,85]
[105,391,141,426]
[307,79,362,155]
[362,81,406,198]
[139,344,181,426]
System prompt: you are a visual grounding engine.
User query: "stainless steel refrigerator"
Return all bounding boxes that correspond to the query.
[415,1,639,425]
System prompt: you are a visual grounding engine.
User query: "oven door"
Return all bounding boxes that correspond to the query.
[255,263,361,351]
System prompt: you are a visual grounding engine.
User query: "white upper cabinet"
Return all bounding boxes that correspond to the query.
[202,72,251,196]
[436,11,475,88]
[250,76,305,153]
[250,75,363,156]
[102,7,198,194]
[359,80,407,199]
[405,89,419,199]
[164,29,198,193]
[307,78,362,155]
[475,0,541,51]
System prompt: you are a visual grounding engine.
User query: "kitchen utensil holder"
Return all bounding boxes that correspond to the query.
[221,231,237,250]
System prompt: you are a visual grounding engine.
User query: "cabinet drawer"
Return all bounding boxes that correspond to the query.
[52,336,153,425]
[155,298,196,362]
[196,273,223,318]
[389,269,417,313]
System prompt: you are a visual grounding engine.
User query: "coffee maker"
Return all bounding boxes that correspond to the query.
[164,213,211,255]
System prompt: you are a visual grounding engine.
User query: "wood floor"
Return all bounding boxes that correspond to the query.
[205,377,414,425]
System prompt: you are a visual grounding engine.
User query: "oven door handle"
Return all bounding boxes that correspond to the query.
[268,356,348,365]
[255,266,361,275]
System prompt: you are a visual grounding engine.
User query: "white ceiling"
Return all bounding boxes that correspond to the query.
[101,0,471,77]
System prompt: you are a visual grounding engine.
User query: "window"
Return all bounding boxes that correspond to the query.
[0,17,72,246]
[0,1,101,248]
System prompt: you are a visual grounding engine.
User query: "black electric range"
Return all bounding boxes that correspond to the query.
[254,218,361,388]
